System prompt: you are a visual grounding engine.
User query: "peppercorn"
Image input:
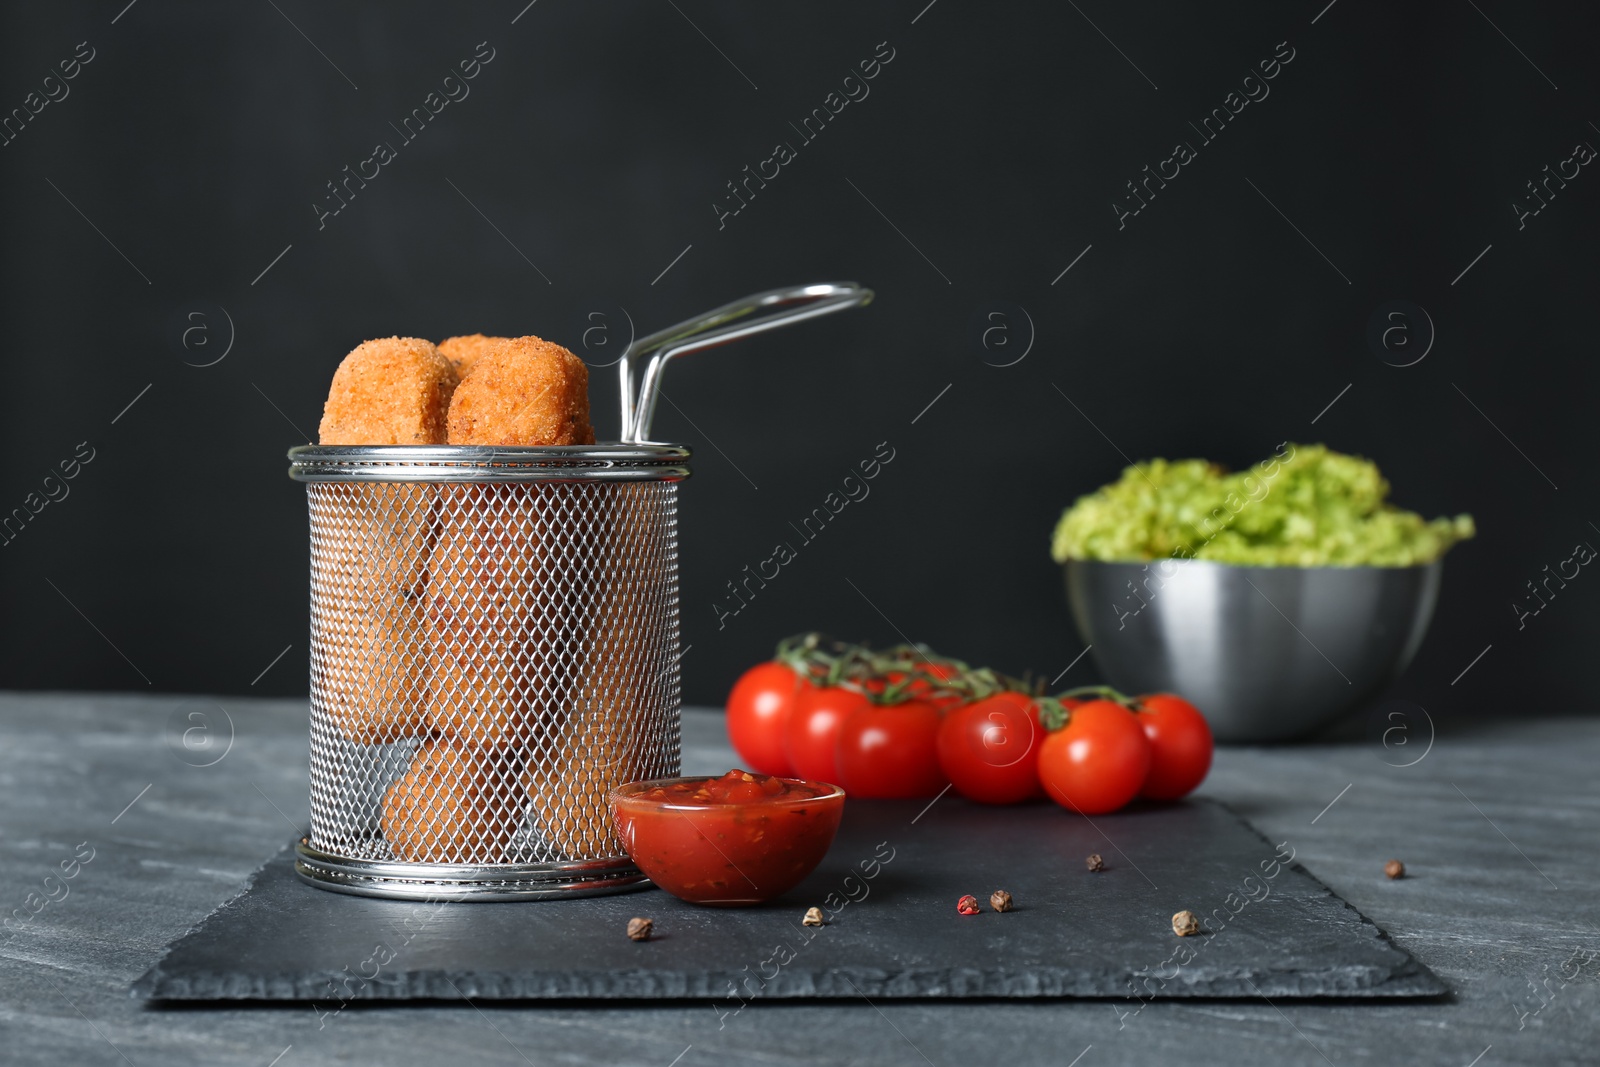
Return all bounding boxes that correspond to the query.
[1086,853,1105,872]
[1172,910,1200,937]
[626,917,653,941]
[1384,859,1405,880]
[803,907,825,927]
[989,890,1013,913]
[956,894,980,916]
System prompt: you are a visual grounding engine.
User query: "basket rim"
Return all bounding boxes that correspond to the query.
[287,443,691,483]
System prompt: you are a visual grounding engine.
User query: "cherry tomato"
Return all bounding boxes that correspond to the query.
[835,699,947,799]
[785,684,871,785]
[725,662,807,777]
[1034,697,1083,798]
[1037,699,1151,815]
[935,692,1043,804]
[1134,693,1213,800]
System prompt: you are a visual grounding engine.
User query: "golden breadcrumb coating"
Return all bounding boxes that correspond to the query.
[424,483,549,750]
[428,336,593,753]
[381,738,517,863]
[319,337,458,445]
[524,483,656,858]
[445,336,594,446]
[437,333,510,380]
[318,600,427,745]
[315,483,436,746]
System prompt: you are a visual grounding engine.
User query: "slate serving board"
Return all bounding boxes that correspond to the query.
[133,798,1443,1001]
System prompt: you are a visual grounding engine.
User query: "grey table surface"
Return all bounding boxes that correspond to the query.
[0,692,1595,1067]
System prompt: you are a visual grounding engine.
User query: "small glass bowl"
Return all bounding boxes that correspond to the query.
[609,774,846,906]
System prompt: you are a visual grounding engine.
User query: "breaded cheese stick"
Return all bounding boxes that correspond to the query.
[380,738,517,863]
[425,336,595,751]
[312,499,433,745]
[315,337,458,745]
[437,333,509,380]
[523,482,660,858]
[319,337,458,445]
[445,336,595,446]
[423,482,546,750]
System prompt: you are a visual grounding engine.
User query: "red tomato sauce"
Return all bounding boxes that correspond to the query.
[636,769,833,806]
[611,770,844,906]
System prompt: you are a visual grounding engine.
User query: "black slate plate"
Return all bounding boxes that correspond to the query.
[133,798,1444,1001]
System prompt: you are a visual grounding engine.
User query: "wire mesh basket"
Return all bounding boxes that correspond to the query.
[287,445,689,899]
[285,282,872,901]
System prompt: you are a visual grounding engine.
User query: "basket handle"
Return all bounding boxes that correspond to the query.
[618,282,873,443]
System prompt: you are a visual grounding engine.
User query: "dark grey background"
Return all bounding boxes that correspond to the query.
[1,1,1593,721]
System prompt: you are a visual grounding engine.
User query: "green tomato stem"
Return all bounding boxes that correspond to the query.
[1057,684,1141,706]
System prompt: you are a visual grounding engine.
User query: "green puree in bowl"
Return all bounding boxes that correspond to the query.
[1050,443,1474,567]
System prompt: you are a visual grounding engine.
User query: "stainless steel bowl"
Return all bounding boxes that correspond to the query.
[1064,559,1442,743]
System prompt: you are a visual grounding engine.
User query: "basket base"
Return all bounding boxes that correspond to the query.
[294,839,654,901]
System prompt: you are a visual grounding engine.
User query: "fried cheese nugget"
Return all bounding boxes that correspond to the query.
[524,483,659,858]
[423,483,553,749]
[315,338,456,744]
[311,481,437,745]
[445,336,595,446]
[319,336,458,446]
[313,541,429,746]
[437,333,509,380]
[380,738,517,863]
[425,339,592,747]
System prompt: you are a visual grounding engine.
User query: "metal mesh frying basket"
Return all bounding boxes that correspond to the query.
[287,445,690,899]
